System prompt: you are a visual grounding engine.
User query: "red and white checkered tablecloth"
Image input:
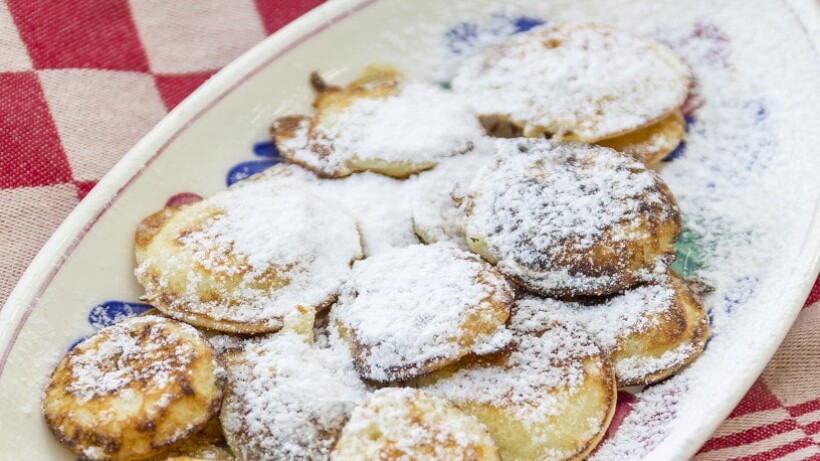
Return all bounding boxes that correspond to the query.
[0,1,818,459]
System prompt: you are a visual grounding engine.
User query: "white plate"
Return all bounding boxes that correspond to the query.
[1,0,819,459]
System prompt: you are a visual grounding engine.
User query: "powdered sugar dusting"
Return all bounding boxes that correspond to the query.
[513,282,676,352]
[590,381,682,461]
[452,22,691,140]
[186,189,324,273]
[428,2,820,457]
[614,342,694,383]
[466,138,676,294]
[206,332,248,357]
[285,81,485,176]
[323,82,484,162]
[11,1,818,460]
[411,145,494,249]
[142,180,362,326]
[247,163,418,256]
[331,243,512,382]
[512,277,702,383]
[423,321,604,431]
[65,316,199,403]
[142,4,819,459]
[314,171,418,256]
[411,180,469,247]
[333,388,497,460]
[221,332,367,461]
[246,151,497,257]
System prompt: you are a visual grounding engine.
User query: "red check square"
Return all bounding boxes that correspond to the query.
[0,72,71,189]
[255,0,325,34]
[154,72,215,110]
[7,0,149,71]
[730,380,784,419]
[73,180,97,200]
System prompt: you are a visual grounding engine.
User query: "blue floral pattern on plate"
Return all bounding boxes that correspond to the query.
[226,141,282,186]
[70,301,154,350]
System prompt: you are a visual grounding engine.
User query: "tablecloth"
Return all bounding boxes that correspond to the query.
[0,0,818,459]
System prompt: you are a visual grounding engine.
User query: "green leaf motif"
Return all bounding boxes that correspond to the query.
[671,227,703,278]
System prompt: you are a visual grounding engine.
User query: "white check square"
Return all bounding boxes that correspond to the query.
[129,0,267,74]
[0,1,33,72]
[38,69,166,182]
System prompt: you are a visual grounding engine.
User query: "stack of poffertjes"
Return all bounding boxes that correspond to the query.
[42,22,709,461]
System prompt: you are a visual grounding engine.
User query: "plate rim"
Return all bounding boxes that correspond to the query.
[1,0,819,458]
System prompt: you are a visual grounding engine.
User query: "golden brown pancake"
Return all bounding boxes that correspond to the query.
[272,66,484,178]
[331,243,514,383]
[597,110,686,165]
[465,138,680,297]
[452,22,691,142]
[135,180,362,334]
[331,388,501,460]
[220,328,366,460]
[513,272,709,386]
[415,319,616,461]
[43,316,225,461]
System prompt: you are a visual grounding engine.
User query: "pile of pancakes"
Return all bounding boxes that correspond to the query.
[42,22,708,461]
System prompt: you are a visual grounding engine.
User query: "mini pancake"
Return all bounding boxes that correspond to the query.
[236,153,422,258]
[411,150,493,249]
[272,66,485,178]
[416,320,616,461]
[597,110,686,165]
[145,415,228,460]
[331,243,514,383]
[42,316,225,461]
[135,180,363,334]
[452,22,691,142]
[331,388,501,461]
[220,324,366,461]
[162,446,234,461]
[205,332,249,358]
[513,272,709,386]
[411,180,468,248]
[148,428,233,461]
[165,456,232,461]
[465,138,680,297]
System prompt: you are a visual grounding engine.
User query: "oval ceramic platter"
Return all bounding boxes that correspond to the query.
[2,0,820,459]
